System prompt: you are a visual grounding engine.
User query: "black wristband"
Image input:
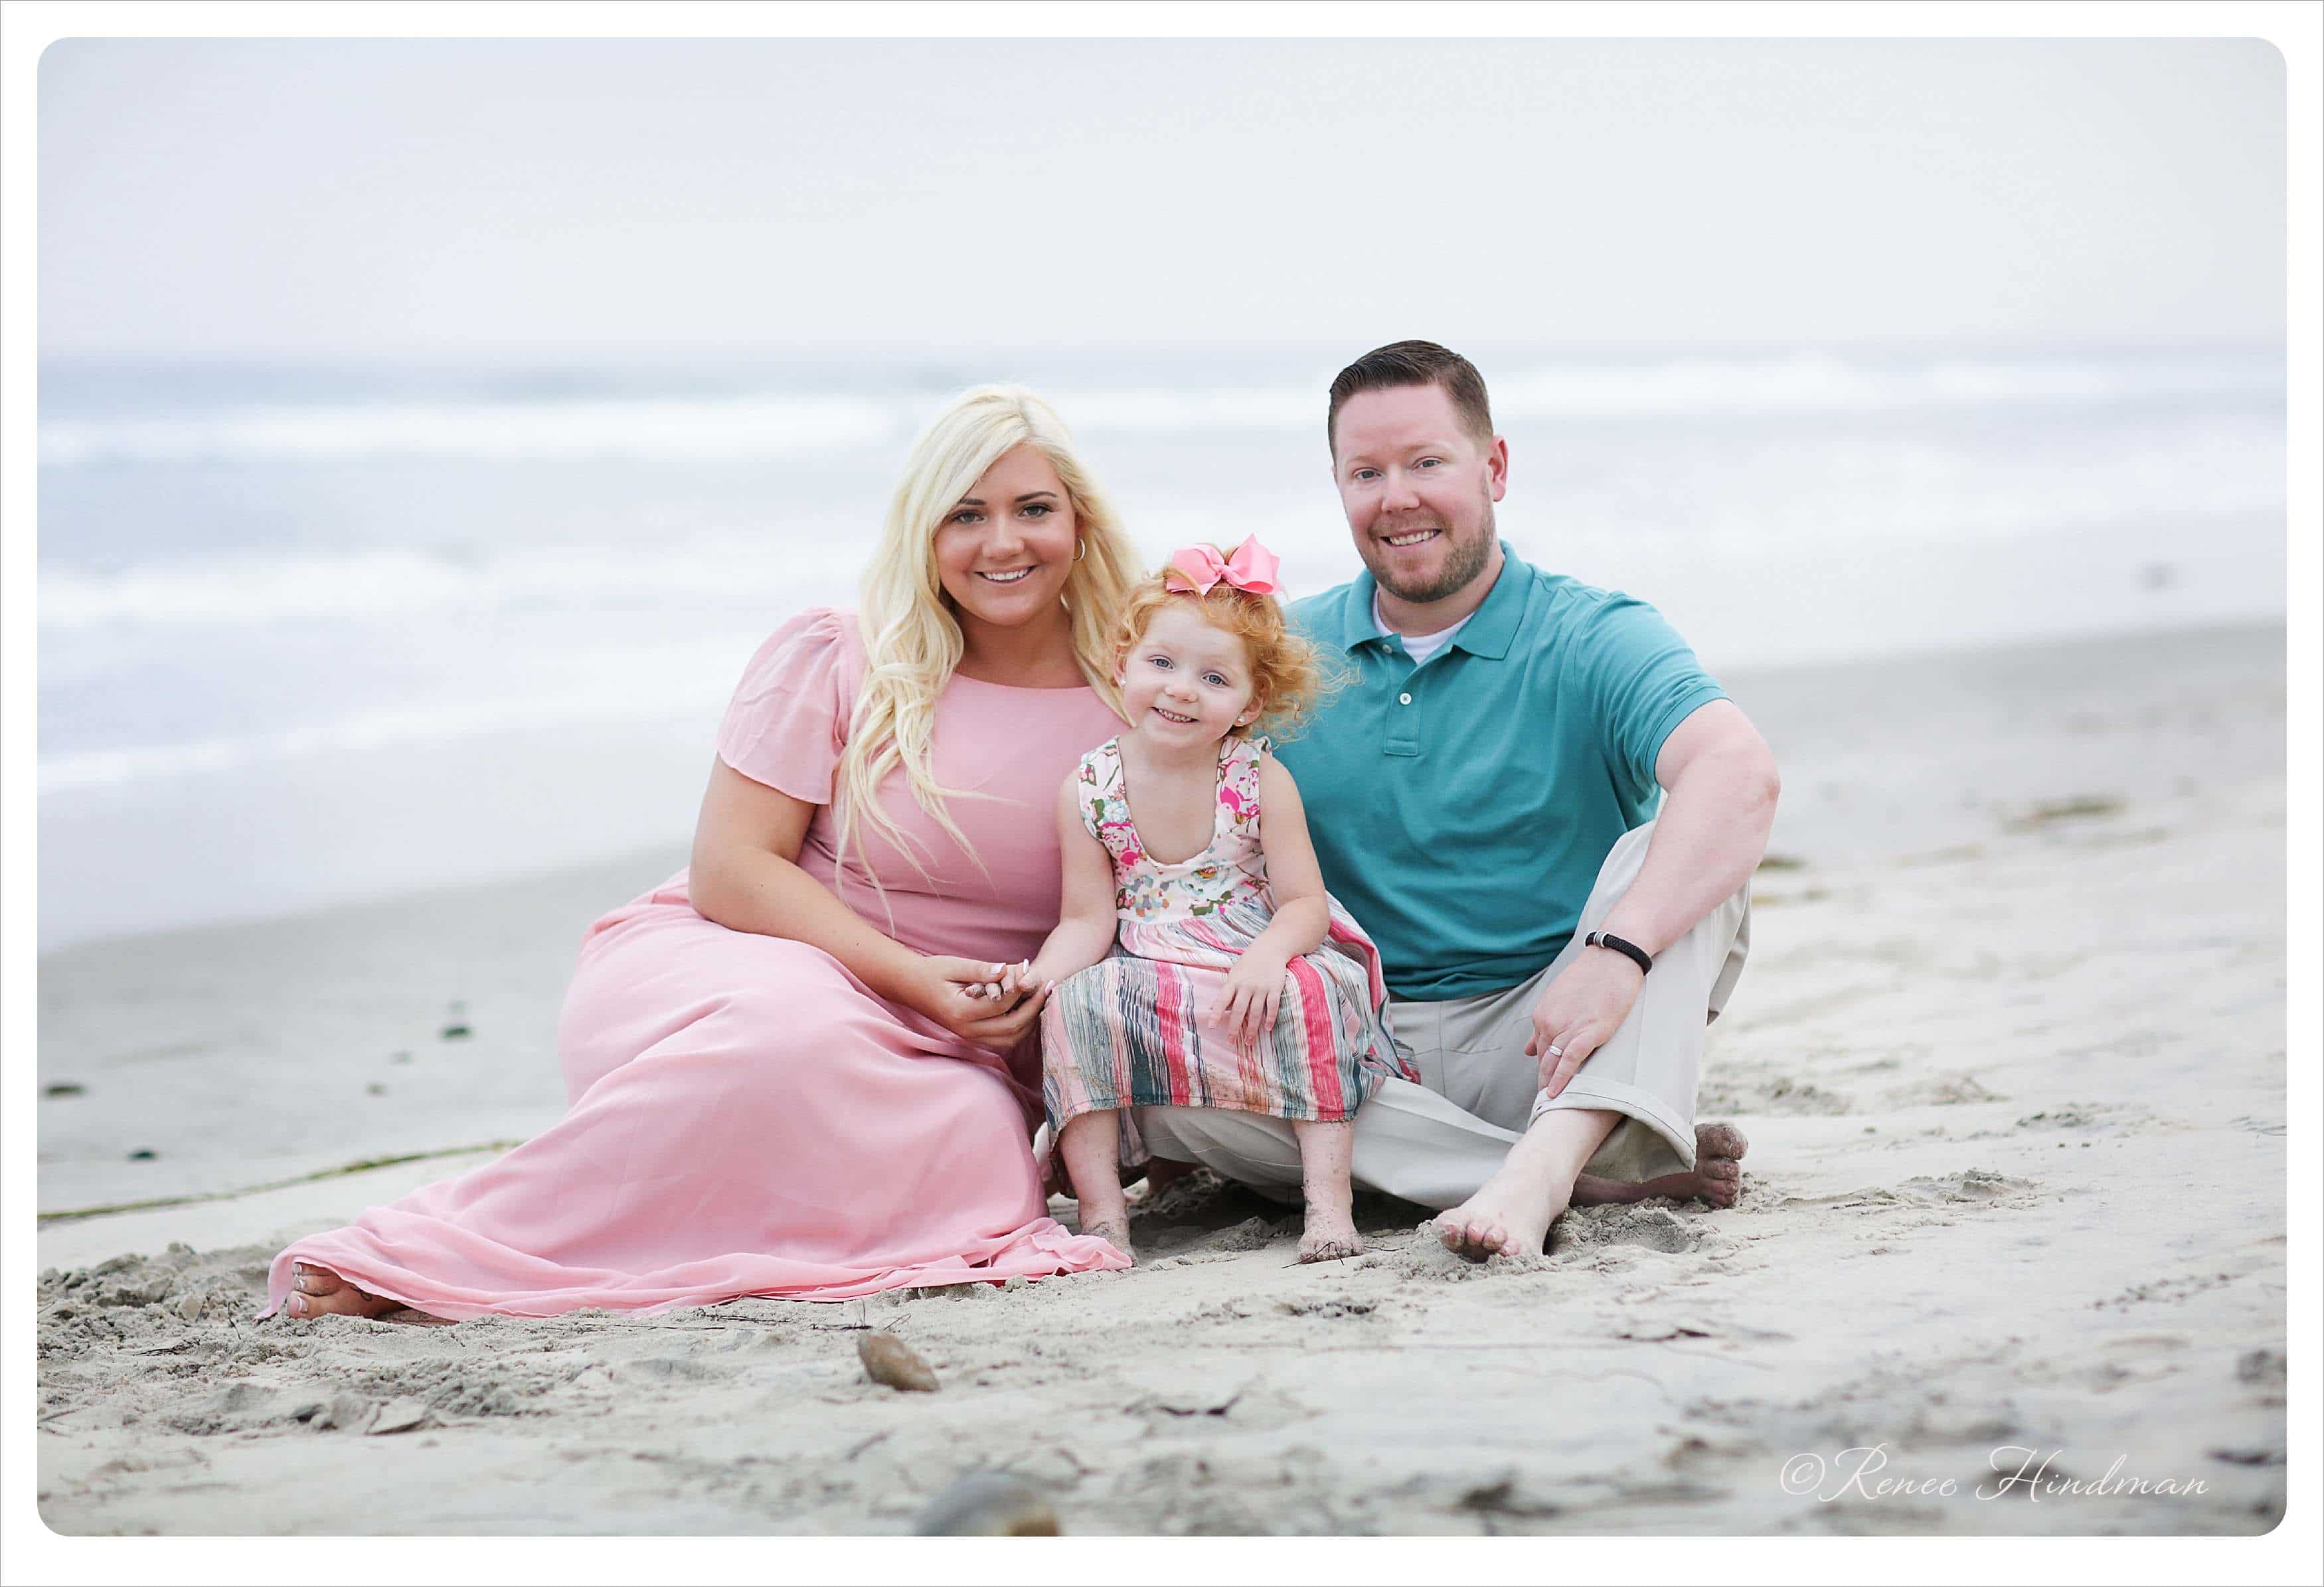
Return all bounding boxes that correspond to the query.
[1585,930,1653,975]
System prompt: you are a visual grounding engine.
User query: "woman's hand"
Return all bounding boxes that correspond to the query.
[1216,948,1291,1053]
[910,956,1054,1052]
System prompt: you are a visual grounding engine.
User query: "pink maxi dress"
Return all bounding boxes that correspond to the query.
[264,608,1132,1320]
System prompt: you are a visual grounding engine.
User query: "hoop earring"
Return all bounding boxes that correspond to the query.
[1074,539,1088,562]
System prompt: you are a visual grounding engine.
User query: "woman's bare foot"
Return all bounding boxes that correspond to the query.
[1570,1122,1750,1209]
[1297,1199,1363,1264]
[1082,1216,1137,1265]
[282,1262,400,1320]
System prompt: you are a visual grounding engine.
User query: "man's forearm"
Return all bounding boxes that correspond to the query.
[1594,745,1780,959]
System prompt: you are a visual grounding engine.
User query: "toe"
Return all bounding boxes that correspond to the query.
[293,1263,367,1299]
[1441,1214,1501,1260]
[1696,1123,1749,1161]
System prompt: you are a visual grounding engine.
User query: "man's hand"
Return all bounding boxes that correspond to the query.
[1527,949,1645,1096]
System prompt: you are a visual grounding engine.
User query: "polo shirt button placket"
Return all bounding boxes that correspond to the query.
[1385,679,1422,756]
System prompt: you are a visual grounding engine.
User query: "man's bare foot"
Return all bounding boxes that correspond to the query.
[1297,1201,1363,1264]
[283,1262,400,1320]
[1570,1122,1751,1209]
[1082,1217,1137,1266]
[1435,1153,1562,1262]
[1696,1122,1749,1165]
[1141,1156,1199,1194]
[1434,1108,1624,1262]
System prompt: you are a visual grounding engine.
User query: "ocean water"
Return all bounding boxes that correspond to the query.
[36,347,2286,950]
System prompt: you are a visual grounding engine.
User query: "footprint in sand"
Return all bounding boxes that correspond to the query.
[1892,1168,2038,1203]
[1695,1070,1854,1116]
[1551,1205,1705,1255]
[1882,1072,2006,1107]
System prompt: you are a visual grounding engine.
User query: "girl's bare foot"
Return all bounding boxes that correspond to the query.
[1289,1117,1360,1262]
[283,1262,401,1320]
[1058,1110,1136,1263]
[1082,1216,1137,1265]
[1297,1200,1363,1264]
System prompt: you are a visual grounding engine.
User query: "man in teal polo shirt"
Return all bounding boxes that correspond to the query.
[1137,341,1779,1260]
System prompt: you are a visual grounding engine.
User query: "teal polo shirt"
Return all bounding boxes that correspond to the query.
[1276,544,1726,1002]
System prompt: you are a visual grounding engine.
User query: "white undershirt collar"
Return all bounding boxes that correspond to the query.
[1374,590,1475,666]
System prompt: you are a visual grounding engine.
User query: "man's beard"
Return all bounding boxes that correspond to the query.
[1368,503,1496,605]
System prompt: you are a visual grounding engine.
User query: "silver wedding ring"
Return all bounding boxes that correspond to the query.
[1544,1043,1565,1058]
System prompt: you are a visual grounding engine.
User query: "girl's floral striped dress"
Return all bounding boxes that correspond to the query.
[1040,734,1412,1154]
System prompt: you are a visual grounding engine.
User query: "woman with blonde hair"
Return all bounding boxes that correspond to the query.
[270,386,1143,1319]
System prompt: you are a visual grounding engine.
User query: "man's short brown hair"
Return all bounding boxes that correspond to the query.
[1327,340,1496,456]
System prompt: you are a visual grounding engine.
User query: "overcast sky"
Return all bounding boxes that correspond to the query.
[37,37,2286,361]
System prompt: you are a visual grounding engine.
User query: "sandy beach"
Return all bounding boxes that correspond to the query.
[33,620,2288,1536]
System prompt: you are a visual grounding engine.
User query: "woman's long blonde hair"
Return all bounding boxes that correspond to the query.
[837,384,1139,894]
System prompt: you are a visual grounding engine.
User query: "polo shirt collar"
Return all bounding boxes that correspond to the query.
[1345,541,1527,661]
[1342,568,1391,652]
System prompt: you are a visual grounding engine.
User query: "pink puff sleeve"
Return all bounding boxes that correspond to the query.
[714,608,861,805]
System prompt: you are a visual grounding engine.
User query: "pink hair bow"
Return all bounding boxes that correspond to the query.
[1161,535,1282,598]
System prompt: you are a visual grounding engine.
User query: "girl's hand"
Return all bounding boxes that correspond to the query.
[1216,950,1291,1053]
[910,957,1054,1052]
[983,952,1087,1003]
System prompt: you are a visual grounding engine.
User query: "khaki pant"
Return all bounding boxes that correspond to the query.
[1136,820,1750,1209]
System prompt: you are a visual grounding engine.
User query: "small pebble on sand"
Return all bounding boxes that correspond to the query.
[858,1331,940,1392]
[368,1398,430,1436]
